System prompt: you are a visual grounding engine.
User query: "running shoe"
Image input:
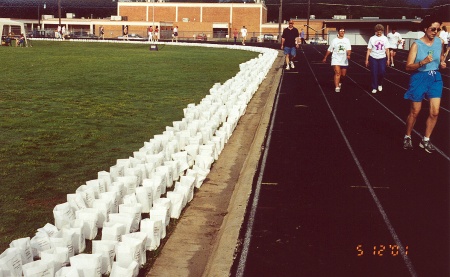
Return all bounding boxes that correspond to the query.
[285,64,290,70]
[372,89,377,94]
[419,140,435,153]
[335,87,340,92]
[378,85,383,91]
[290,61,295,69]
[391,62,394,67]
[403,137,413,150]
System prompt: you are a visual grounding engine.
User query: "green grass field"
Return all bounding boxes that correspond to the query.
[0,41,258,253]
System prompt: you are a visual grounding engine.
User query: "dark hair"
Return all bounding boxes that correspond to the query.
[336,26,345,31]
[420,15,442,30]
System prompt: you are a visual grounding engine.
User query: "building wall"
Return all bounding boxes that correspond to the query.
[152,7,177,23]
[202,7,230,23]
[117,3,266,36]
[177,7,201,23]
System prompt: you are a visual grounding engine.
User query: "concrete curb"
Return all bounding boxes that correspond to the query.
[202,51,284,277]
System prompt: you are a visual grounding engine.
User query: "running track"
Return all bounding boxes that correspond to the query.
[232,45,449,277]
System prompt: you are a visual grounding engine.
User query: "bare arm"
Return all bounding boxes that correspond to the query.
[365,48,371,67]
[405,42,431,71]
[322,50,331,62]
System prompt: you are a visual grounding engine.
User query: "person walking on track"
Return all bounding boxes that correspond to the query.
[365,24,390,93]
[281,20,300,70]
[322,26,352,92]
[403,15,447,153]
[387,27,402,67]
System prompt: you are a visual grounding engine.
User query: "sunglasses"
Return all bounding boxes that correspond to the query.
[428,27,441,32]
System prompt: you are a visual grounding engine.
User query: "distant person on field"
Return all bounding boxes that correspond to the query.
[154,26,159,42]
[61,26,66,40]
[281,20,300,70]
[322,27,352,92]
[300,29,306,44]
[403,15,446,153]
[123,25,129,41]
[148,25,153,42]
[365,24,390,93]
[240,26,247,45]
[173,26,179,42]
[99,26,105,40]
[233,28,238,44]
[5,32,12,46]
[16,33,25,47]
[387,27,402,66]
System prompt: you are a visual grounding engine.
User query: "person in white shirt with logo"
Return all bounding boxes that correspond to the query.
[322,27,352,92]
[365,24,390,94]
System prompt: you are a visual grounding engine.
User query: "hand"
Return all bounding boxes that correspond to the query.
[365,61,369,67]
[281,45,284,50]
[441,61,447,69]
[423,55,433,65]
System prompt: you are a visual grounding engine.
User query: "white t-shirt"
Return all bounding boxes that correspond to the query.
[327,37,351,66]
[387,32,402,49]
[439,30,448,45]
[367,35,389,59]
[241,28,247,37]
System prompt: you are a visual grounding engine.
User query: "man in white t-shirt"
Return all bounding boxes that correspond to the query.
[386,28,402,67]
[240,26,247,45]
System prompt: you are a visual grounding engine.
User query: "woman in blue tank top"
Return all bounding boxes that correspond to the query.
[403,15,447,153]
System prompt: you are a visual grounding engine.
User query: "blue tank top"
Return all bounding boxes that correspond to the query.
[414,38,441,71]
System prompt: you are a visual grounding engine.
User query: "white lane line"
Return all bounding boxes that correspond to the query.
[304,50,418,277]
[236,66,285,277]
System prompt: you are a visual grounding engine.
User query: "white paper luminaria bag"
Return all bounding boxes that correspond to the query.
[92,240,118,275]
[22,259,53,277]
[75,208,99,240]
[53,203,75,230]
[139,219,162,251]
[62,219,85,255]
[102,222,126,242]
[0,248,23,277]
[110,260,139,277]
[55,266,80,277]
[69,254,102,277]
[9,237,33,265]
[121,232,147,266]
[40,247,69,273]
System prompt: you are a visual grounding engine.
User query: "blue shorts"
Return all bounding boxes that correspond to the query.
[284,46,296,57]
[404,71,443,102]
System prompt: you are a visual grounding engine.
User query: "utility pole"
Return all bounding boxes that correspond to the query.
[278,0,282,43]
[306,0,310,40]
[58,0,61,26]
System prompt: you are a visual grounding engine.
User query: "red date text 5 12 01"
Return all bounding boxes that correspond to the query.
[356,244,409,256]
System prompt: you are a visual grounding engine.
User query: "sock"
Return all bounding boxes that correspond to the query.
[423,137,430,141]
[404,135,411,139]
